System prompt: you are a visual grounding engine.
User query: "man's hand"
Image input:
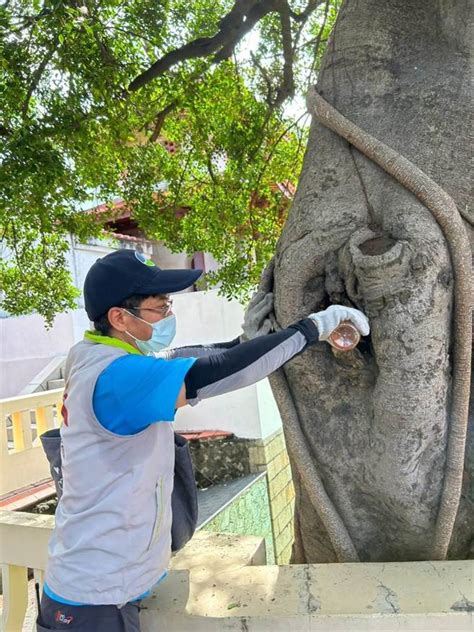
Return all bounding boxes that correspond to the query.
[241,291,274,341]
[308,305,370,340]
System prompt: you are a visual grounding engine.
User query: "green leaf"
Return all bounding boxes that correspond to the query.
[0,0,337,320]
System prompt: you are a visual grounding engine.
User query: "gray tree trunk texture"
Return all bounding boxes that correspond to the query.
[272,0,473,562]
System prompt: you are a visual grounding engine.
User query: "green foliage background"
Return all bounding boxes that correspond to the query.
[0,0,340,323]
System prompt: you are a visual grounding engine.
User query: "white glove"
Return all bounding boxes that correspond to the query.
[241,291,274,341]
[308,305,370,341]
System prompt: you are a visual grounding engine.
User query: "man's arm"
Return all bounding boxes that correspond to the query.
[175,319,318,408]
[175,304,370,409]
[156,337,241,360]
[159,289,274,360]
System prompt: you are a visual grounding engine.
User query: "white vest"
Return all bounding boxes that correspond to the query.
[45,339,174,605]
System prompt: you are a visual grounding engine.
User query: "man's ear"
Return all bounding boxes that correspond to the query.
[108,307,127,332]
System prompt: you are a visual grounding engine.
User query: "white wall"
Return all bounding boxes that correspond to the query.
[67,236,200,305]
[66,236,118,310]
[171,289,242,347]
[152,243,192,273]
[202,252,220,276]
[0,238,116,397]
[171,291,282,439]
[0,312,75,398]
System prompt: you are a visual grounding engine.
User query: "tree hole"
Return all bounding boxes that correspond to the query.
[358,236,397,256]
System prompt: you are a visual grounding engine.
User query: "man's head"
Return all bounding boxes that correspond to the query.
[84,250,202,346]
[92,293,172,337]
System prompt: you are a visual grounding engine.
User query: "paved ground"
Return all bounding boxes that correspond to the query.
[197,472,263,527]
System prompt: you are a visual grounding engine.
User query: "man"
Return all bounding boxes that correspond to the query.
[38,249,369,631]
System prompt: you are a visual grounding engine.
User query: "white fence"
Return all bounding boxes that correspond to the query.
[0,389,63,497]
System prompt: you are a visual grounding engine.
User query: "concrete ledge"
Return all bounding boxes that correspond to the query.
[1,511,472,632]
[0,509,54,569]
[142,560,473,631]
[141,612,472,631]
[171,531,267,576]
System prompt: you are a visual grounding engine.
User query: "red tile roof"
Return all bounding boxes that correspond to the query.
[0,479,56,511]
[180,430,233,441]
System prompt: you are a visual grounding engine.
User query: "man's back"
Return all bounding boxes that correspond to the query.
[45,340,174,605]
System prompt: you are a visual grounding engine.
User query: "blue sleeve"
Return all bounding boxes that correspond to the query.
[93,355,196,436]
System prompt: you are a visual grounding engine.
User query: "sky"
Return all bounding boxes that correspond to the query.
[238,26,308,122]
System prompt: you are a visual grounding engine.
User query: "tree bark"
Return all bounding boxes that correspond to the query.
[273,0,473,562]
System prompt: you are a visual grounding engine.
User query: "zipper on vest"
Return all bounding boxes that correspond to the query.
[148,477,164,550]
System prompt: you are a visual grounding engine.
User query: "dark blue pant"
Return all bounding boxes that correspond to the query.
[36,592,141,631]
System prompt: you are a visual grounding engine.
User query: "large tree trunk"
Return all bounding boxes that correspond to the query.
[273,0,473,562]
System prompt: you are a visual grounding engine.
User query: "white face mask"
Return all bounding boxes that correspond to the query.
[124,312,176,354]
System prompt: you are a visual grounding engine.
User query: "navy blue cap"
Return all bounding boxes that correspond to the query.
[84,249,203,321]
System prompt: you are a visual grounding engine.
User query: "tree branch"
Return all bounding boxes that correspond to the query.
[105,24,158,46]
[206,156,218,185]
[21,38,58,119]
[149,101,177,143]
[127,0,280,92]
[273,1,295,108]
[213,0,279,62]
[9,6,54,33]
[126,0,323,121]
[306,0,330,88]
[9,220,24,275]
[147,64,214,142]
[250,51,274,106]
[289,0,323,22]
[253,111,308,194]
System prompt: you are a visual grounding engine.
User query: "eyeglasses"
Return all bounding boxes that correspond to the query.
[127,301,173,318]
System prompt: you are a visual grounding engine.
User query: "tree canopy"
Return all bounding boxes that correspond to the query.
[0,0,340,323]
